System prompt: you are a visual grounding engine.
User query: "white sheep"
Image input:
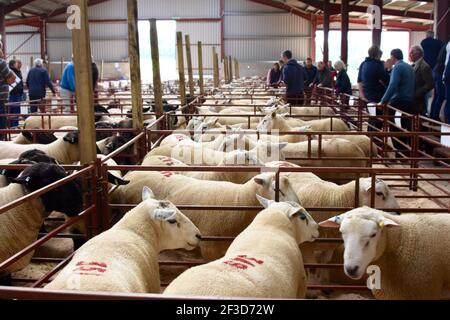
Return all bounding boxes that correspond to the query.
[0,163,82,275]
[0,132,80,164]
[45,187,201,293]
[261,103,336,120]
[164,197,319,298]
[320,207,450,299]
[113,171,300,260]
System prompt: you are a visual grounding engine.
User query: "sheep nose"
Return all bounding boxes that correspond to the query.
[195,234,202,240]
[345,265,359,276]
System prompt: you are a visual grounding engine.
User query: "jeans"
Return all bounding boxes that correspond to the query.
[0,101,6,140]
[29,95,44,113]
[286,94,304,106]
[430,72,445,121]
[8,94,23,127]
[388,100,415,156]
[445,82,450,124]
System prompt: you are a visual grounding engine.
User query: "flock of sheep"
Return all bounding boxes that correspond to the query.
[0,81,449,300]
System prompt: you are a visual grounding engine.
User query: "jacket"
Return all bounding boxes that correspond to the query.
[282,59,305,96]
[335,70,352,95]
[381,60,415,106]
[26,67,55,99]
[357,57,390,103]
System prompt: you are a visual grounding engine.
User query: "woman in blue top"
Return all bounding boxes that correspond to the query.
[266,62,281,87]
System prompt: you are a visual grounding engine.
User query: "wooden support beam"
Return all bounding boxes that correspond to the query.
[340,0,349,65]
[185,34,195,98]
[234,58,239,79]
[0,8,6,54]
[71,0,96,165]
[127,0,143,130]
[100,59,104,81]
[323,0,330,64]
[29,56,34,70]
[223,56,229,84]
[228,55,233,81]
[150,19,163,126]
[40,19,47,60]
[434,0,450,42]
[212,46,219,88]
[176,31,186,106]
[311,15,317,60]
[371,0,383,47]
[197,41,204,96]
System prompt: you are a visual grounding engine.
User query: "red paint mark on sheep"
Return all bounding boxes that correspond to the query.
[73,261,107,276]
[223,255,264,270]
[160,171,173,177]
[175,135,187,141]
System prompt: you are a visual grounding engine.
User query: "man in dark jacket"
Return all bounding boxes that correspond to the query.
[280,50,305,105]
[431,44,448,120]
[26,58,55,113]
[409,45,434,116]
[8,60,24,127]
[0,42,16,140]
[311,61,332,88]
[420,31,444,70]
[444,52,450,124]
[357,46,390,132]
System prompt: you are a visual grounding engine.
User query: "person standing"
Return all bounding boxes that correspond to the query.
[280,50,305,106]
[26,58,55,113]
[444,52,450,124]
[60,59,75,112]
[357,46,390,131]
[379,49,415,152]
[420,31,444,70]
[266,62,281,87]
[311,61,332,88]
[409,46,434,116]
[334,60,352,106]
[304,57,317,104]
[430,44,448,121]
[0,43,16,140]
[8,60,24,127]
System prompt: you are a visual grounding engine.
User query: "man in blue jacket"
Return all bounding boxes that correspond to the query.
[60,60,75,112]
[379,49,415,153]
[280,50,305,106]
[26,58,55,113]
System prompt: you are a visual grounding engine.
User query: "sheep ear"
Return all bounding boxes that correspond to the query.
[107,172,129,186]
[256,194,274,208]
[142,186,155,201]
[319,215,344,228]
[378,216,400,228]
[10,175,32,186]
[253,174,271,187]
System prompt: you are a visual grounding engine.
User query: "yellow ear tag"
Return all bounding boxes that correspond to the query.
[378,220,385,228]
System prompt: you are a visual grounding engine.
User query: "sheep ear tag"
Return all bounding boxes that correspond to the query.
[152,208,176,221]
[319,215,343,228]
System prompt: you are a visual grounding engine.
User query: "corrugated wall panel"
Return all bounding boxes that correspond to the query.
[411,31,426,47]
[6,33,40,56]
[177,22,221,44]
[138,0,220,19]
[87,0,127,19]
[225,0,284,13]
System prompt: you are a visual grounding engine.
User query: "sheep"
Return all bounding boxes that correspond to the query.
[257,111,349,133]
[320,207,450,300]
[113,171,300,260]
[12,131,57,145]
[0,131,80,164]
[142,149,262,184]
[218,134,367,183]
[164,198,319,298]
[0,150,58,187]
[0,163,82,276]
[260,103,335,120]
[24,105,110,129]
[46,186,201,293]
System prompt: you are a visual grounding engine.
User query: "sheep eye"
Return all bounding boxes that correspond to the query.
[376,192,383,197]
[298,212,307,220]
[370,233,377,238]
[167,219,177,224]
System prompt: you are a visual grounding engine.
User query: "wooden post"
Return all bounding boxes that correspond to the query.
[30,56,34,70]
[234,58,239,79]
[212,46,219,88]
[176,32,186,106]
[223,56,229,83]
[60,56,64,79]
[228,55,233,81]
[127,0,143,130]
[372,0,383,47]
[340,0,349,65]
[197,41,204,96]
[100,59,104,82]
[71,0,96,165]
[150,19,163,126]
[323,0,330,64]
[185,34,195,98]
